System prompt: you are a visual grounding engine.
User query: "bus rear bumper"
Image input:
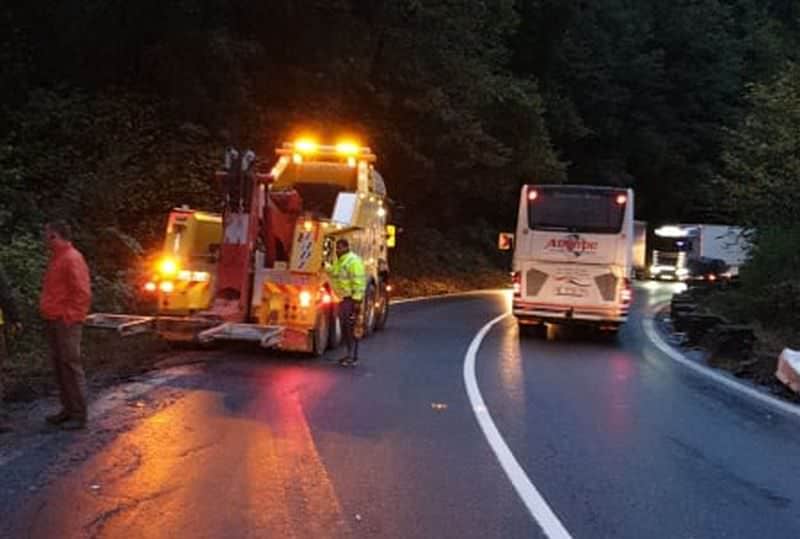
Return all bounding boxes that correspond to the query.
[512,300,628,326]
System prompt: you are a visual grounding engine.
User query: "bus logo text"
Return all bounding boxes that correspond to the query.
[545,235,598,257]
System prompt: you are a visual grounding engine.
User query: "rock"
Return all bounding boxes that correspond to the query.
[703,324,756,363]
[672,306,700,333]
[776,348,800,394]
[683,314,725,345]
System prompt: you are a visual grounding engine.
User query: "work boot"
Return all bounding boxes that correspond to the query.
[337,356,352,366]
[45,410,70,425]
[60,417,87,431]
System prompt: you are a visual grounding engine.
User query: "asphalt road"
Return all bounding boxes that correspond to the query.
[2,284,799,538]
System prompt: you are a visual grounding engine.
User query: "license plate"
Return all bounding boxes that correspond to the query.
[556,285,585,297]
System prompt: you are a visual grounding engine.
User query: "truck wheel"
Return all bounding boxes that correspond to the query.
[363,283,377,336]
[312,311,329,357]
[328,304,342,350]
[373,281,390,331]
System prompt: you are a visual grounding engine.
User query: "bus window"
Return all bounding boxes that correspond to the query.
[529,187,626,234]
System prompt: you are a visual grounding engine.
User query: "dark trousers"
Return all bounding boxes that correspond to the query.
[46,321,87,420]
[339,297,359,359]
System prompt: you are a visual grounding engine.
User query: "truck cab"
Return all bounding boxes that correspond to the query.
[648,225,697,281]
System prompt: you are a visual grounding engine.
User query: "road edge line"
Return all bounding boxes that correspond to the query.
[642,306,800,420]
[463,313,573,539]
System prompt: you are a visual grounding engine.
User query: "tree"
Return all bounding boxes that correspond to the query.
[718,62,800,227]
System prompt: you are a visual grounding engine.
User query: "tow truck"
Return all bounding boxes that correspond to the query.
[88,138,394,355]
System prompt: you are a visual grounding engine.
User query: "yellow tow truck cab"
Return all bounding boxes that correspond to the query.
[143,207,222,316]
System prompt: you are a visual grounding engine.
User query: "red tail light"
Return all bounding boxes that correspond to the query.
[528,189,539,201]
[511,272,521,296]
[616,193,627,205]
[319,286,333,305]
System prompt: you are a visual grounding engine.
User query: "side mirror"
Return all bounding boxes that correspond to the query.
[498,232,514,251]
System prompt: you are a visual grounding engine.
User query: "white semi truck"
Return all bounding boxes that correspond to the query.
[649,223,750,280]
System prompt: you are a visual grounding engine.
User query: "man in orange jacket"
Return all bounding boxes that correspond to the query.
[40,221,92,430]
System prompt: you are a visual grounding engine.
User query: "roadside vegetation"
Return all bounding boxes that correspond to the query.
[1,1,799,401]
[686,62,800,391]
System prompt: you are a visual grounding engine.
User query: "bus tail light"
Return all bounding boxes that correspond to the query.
[299,290,312,308]
[616,194,628,205]
[512,272,521,296]
[527,189,538,202]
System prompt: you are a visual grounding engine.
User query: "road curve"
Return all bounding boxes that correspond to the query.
[1,286,799,538]
[476,283,800,538]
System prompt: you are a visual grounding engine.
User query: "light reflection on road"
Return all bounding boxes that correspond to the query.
[20,364,349,539]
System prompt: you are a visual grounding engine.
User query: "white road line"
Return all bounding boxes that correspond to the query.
[463,314,574,539]
[642,312,800,420]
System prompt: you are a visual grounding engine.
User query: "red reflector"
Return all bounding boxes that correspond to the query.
[616,194,627,205]
[528,189,538,201]
[621,278,632,303]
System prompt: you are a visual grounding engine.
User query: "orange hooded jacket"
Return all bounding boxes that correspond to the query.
[40,243,92,324]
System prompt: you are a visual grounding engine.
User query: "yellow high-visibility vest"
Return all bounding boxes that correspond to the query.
[327,252,367,301]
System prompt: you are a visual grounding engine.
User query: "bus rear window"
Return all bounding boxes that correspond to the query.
[528,187,626,234]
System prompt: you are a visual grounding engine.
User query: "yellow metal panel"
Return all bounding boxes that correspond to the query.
[386,225,397,248]
[273,162,358,191]
[156,208,223,315]
[289,221,325,273]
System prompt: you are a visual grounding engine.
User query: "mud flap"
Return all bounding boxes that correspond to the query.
[280,327,314,353]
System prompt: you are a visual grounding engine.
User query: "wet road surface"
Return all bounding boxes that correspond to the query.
[1,285,799,538]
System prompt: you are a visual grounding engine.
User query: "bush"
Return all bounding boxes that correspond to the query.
[735,226,800,330]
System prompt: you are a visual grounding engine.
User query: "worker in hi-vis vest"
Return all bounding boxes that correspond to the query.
[327,238,366,366]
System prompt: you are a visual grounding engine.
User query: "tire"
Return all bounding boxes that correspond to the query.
[373,280,389,331]
[327,304,342,350]
[598,326,620,342]
[362,283,377,336]
[312,310,329,357]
